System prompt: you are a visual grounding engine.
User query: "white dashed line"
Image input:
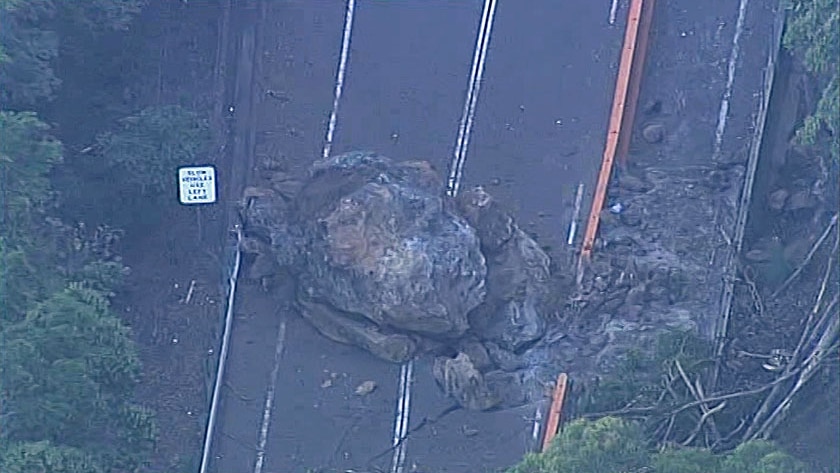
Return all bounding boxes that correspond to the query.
[323,0,357,160]
[713,0,748,161]
[253,320,287,473]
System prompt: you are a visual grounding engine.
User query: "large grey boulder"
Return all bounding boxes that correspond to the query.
[295,152,487,338]
[238,152,557,409]
[457,186,550,352]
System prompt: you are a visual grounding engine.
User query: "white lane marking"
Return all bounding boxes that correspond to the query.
[253,320,287,473]
[392,362,408,448]
[608,0,620,25]
[322,0,357,159]
[199,226,243,473]
[447,0,499,197]
[392,1,497,470]
[391,360,413,473]
[450,0,492,180]
[713,0,748,161]
[531,405,543,447]
[567,182,585,246]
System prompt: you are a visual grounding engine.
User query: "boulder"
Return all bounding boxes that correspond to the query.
[298,294,418,363]
[433,353,500,411]
[296,152,487,337]
[456,186,550,352]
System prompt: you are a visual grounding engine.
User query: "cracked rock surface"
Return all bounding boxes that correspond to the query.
[238,152,554,409]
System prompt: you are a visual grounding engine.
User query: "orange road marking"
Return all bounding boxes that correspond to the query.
[541,373,569,452]
[579,0,653,263]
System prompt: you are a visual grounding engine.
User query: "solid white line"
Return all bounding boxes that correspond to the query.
[608,0,620,25]
[713,0,749,161]
[567,183,585,245]
[448,0,492,193]
[322,0,357,159]
[447,0,498,197]
[531,405,543,446]
[253,320,287,473]
[392,363,408,447]
[393,0,497,469]
[199,227,243,473]
[391,360,413,473]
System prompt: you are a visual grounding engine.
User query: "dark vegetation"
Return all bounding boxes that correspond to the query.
[0,0,210,471]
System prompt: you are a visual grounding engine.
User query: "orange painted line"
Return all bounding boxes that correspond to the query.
[580,0,652,261]
[617,0,656,165]
[541,373,569,452]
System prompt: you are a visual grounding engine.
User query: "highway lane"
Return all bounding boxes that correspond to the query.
[214,1,625,472]
[209,1,354,471]
[403,2,626,471]
[459,0,625,255]
[330,0,484,174]
[256,1,492,472]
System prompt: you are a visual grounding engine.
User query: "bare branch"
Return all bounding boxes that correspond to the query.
[772,213,838,299]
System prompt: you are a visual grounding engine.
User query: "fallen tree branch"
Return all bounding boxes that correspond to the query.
[772,213,838,299]
[812,237,837,315]
[750,303,839,440]
[583,368,802,420]
[674,359,722,445]
[742,293,838,441]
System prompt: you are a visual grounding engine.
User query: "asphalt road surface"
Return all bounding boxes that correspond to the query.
[212,0,630,472]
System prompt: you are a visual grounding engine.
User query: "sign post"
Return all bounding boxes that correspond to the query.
[178,165,218,242]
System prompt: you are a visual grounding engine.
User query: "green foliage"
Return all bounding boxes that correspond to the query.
[0,0,146,108]
[0,111,62,239]
[509,417,649,473]
[720,440,809,473]
[1,288,142,439]
[784,0,840,158]
[97,105,211,197]
[59,0,148,33]
[508,418,808,473]
[652,447,720,473]
[0,441,105,473]
[581,330,712,416]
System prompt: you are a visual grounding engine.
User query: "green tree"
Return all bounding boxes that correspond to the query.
[96,105,211,197]
[719,440,808,473]
[0,0,146,108]
[507,418,808,473]
[652,447,720,473]
[0,110,62,240]
[784,0,840,158]
[0,285,156,469]
[0,441,105,473]
[509,417,650,473]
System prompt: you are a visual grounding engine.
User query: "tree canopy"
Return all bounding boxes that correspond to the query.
[96,104,210,198]
[508,417,808,473]
[0,1,160,471]
[784,0,840,158]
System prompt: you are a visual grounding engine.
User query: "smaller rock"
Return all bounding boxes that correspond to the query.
[785,189,816,211]
[642,123,665,143]
[767,189,789,211]
[485,342,527,371]
[744,248,772,263]
[642,99,662,115]
[618,304,643,320]
[321,378,333,388]
[355,380,377,396]
[617,174,653,193]
[462,425,479,437]
[458,339,495,372]
[619,206,643,227]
